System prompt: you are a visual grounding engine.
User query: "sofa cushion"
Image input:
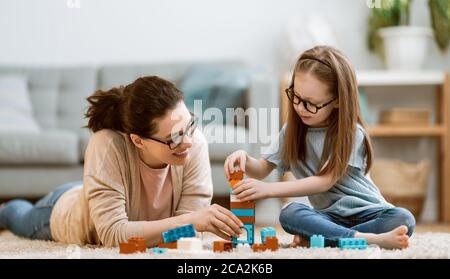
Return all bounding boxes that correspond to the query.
[0,75,40,132]
[203,124,251,161]
[179,64,249,125]
[0,130,79,165]
[0,66,97,132]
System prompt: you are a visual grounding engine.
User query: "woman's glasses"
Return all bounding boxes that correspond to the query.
[285,85,337,114]
[144,112,198,150]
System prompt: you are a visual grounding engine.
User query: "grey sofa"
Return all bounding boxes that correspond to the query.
[0,62,280,220]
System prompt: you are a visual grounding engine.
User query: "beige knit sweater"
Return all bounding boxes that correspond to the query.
[49,129,213,247]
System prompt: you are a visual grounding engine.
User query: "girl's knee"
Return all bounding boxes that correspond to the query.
[388,207,416,236]
[279,203,311,226]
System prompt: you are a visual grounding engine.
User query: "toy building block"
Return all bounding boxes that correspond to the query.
[177,237,203,251]
[230,194,241,202]
[260,227,277,244]
[252,236,279,252]
[265,236,279,251]
[230,201,255,209]
[236,243,252,253]
[128,237,147,252]
[310,235,325,248]
[237,216,255,223]
[252,243,267,252]
[162,224,196,243]
[119,237,147,254]
[232,223,254,246]
[229,170,244,188]
[231,209,255,217]
[158,241,177,249]
[119,242,137,254]
[338,238,367,250]
[150,247,168,254]
[213,240,233,253]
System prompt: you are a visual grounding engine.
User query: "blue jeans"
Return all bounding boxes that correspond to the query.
[0,181,81,241]
[279,202,416,247]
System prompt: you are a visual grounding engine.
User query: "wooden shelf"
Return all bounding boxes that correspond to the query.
[367,125,445,137]
[357,70,446,86]
[281,71,450,222]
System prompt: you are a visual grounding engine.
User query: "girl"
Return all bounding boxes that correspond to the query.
[225,46,415,249]
[0,76,243,247]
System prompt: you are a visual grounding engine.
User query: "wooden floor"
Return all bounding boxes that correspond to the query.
[415,223,450,233]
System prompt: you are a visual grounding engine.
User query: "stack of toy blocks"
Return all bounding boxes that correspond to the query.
[119,237,147,254]
[253,227,279,252]
[157,224,196,250]
[229,170,255,247]
[338,238,367,250]
[260,227,276,244]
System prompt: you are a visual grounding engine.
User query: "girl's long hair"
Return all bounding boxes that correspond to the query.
[282,45,373,181]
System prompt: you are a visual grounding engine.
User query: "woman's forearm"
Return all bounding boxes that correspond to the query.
[141,213,193,247]
[268,174,336,198]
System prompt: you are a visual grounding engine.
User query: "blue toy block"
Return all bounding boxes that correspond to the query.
[231,209,255,217]
[232,223,254,246]
[338,238,367,250]
[150,247,168,254]
[310,235,325,248]
[260,227,276,244]
[162,224,196,243]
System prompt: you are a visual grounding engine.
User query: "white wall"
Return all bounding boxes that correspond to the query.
[1,0,448,71]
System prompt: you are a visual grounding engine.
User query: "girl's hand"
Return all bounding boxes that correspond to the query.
[188,204,244,240]
[224,150,248,180]
[232,178,272,201]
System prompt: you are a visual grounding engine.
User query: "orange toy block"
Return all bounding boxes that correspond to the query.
[252,237,279,252]
[213,240,233,252]
[129,237,147,252]
[119,242,138,254]
[158,241,177,249]
[230,201,255,209]
[237,216,255,224]
[229,170,244,188]
[252,243,267,252]
[265,237,279,251]
[119,237,147,254]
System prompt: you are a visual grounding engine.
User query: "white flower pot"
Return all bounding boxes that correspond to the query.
[379,26,432,70]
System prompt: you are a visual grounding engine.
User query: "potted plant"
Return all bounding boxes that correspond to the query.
[367,0,450,70]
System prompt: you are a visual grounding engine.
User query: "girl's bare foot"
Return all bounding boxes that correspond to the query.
[290,235,310,248]
[355,225,409,249]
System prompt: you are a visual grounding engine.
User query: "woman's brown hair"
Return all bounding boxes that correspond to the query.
[85,76,183,137]
[282,45,373,181]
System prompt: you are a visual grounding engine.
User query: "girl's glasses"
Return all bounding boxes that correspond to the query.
[143,112,198,150]
[285,85,337,114]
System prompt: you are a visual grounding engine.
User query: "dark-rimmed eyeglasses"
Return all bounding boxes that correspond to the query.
[143,112,198,150]
[285,85,337,114]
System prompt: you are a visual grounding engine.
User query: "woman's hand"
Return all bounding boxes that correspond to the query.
[232,178,272,201]
[188,204,244,240]
[224,150,248,180]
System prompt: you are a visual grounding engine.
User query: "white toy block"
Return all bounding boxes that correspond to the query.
[230,194,241,202]
[236,243,252,253]
[177,237,203,251]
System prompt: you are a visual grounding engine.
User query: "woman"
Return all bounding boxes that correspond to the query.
[0,76,243,247]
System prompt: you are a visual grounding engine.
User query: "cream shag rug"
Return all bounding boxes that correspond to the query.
[1,230,450,259]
